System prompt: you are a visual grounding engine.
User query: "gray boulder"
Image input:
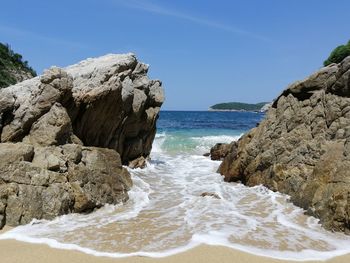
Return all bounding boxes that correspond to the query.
[1,53,164,166]
[23,103,73,146]
[0,53,163,229]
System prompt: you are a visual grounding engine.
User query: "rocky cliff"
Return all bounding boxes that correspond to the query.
[218,57,350,233]
[0,53,164,228]
[0,43,36,88]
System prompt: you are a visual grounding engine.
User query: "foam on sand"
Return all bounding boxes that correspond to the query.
[1,133,350,261]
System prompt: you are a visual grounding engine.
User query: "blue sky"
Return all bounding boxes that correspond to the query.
[1,0,350,110]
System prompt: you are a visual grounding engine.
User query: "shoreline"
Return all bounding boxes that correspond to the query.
[1,227,350,263]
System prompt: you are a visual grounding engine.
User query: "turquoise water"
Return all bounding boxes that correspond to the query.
[156,111,263,153]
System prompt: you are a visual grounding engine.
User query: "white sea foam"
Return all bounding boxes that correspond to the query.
[153,133,241,155]
[152,132,167,153]
[190,134,242,144]
[1,132,350,261]
[190,134,242,154]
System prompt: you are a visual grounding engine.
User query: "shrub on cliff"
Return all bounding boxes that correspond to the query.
[0,43,36,88]
[324,40,350,66]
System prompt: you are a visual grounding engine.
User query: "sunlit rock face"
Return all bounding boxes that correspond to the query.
[219,57,350,234]
[0,53,164,228]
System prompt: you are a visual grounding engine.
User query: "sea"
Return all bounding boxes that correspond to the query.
[1,111,350,260]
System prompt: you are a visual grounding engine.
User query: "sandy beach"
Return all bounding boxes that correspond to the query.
[0,227,349,263]
[2,1,350,263]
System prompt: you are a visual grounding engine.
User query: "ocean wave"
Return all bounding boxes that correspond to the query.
[152,132,242,155]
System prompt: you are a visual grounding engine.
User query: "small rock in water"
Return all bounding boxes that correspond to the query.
[200,192,221,199]
[210,142,237,161]
[128,156,148,169]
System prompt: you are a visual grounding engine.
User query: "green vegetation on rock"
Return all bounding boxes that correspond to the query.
[210,102,268,111]
[324,40,350,66]
[0,43,36,88]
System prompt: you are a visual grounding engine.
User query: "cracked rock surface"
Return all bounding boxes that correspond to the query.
[218,57,350,233]
[0,53,164,228]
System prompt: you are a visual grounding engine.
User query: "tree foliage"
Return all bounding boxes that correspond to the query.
[0,42,36,88]
[210,102,268,111]
[324,40,350,66]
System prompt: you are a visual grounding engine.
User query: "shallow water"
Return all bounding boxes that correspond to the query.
[1,111,350,261]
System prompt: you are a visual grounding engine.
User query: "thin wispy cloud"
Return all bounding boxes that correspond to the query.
[113,0,271,42]
[0,25,89,49]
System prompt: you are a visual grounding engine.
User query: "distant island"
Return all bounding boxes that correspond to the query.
[209,102,271,112]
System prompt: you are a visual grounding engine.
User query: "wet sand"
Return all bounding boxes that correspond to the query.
[1,227,350,263]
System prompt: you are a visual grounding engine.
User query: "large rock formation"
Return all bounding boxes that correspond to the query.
[218,57,350,233]
[0,53,164,228]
